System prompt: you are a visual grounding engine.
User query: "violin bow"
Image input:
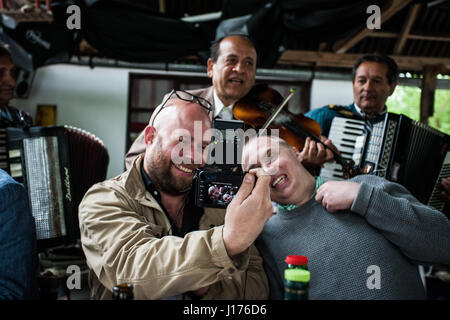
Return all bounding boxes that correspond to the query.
[260,88,296,131]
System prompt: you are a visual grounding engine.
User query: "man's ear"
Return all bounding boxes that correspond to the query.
[144,125,156,146]
[389,81,398,96]
[206,58,214,78]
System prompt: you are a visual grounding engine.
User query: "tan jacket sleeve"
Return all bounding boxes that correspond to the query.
[204,244,269,299]
[125,130,146,170]
[79,182,265,300]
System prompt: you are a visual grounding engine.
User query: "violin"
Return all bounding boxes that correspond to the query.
[233,84,357,178]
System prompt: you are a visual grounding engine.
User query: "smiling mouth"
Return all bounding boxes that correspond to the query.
[272,174,287,188]
[229,78,244,84]
[174,164,194,174]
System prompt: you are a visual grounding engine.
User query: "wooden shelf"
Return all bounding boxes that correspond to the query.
[0,10,53,23]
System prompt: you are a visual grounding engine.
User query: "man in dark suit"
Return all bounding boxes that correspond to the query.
[126,35,335,169]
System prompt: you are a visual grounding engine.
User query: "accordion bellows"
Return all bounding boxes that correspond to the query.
[5,125,109,247]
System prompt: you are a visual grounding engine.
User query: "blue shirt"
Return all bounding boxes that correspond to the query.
[305,103,359,138]
[0,169,39,299]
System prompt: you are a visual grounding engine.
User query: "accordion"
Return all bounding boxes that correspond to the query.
[4,125,109,249]
[320,113,449,212]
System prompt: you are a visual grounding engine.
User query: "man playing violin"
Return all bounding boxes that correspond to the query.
[125,34,335,170]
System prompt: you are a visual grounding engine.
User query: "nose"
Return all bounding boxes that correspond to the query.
[193,144,205,166]
[181,143,204,166]
[362,80,374,91]
[232,61,244,73]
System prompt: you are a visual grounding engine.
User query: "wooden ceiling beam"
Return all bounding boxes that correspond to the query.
[420,64,446,123]
[394,3,421,54]
[159,0,166,14]
[0,10,53,23]
[278,50,450,73]
[332,0,413,54]
[368,32,450,42]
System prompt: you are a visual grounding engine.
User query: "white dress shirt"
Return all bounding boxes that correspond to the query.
[213,90,234,120]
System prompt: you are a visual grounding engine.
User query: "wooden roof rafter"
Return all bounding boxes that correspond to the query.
[368,31,450,42]
[278,50,450,73]
[332,0,413,54]
[393,3,421,54]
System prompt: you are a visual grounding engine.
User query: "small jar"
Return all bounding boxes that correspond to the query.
[284,269,310,300]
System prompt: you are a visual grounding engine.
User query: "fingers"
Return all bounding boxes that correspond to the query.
[316,141,326,160]
[315,185,324,203]
[245,169,272,210]
[318,137,336,162]
[232,173,255,204]
[249,168,271,178]
[315,189,332,212]
[302,137,332,166]
[306,138,318,159]
[252,174,272,203]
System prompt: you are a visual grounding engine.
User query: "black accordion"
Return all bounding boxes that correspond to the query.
[320,113,449,212]
[4,125,109,249]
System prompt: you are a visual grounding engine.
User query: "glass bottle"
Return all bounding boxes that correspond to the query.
[112,283,134,300]
[284,269,310,300]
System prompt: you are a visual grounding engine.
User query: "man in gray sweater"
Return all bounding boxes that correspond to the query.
[242,135,450,300]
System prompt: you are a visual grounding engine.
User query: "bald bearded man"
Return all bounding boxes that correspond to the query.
[79,93,272,300]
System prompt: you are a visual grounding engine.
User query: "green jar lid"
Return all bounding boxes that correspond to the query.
[284,269,310,282]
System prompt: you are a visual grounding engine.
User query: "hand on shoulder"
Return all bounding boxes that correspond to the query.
[315,180,360,213]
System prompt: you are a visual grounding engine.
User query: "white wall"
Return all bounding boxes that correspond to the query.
[310,79,353,110]
[10,64,355,179]
[11,64,130,179]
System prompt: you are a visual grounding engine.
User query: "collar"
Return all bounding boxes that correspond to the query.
[353,103,387,118]
[277,176,324,212]
[213,89,234,119]
[140,164,163,204]
[0,105,14,123]
[140,163,204,237]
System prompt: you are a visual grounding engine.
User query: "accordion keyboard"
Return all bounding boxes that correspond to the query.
[320,117,365,181]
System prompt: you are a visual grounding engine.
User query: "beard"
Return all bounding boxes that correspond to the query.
[145,139,193,196]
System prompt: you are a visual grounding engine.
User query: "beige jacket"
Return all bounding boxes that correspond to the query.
[79,155,268,300]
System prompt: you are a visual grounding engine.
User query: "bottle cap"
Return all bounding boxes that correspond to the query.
[285,255,308,266]
[284,269,310,282]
